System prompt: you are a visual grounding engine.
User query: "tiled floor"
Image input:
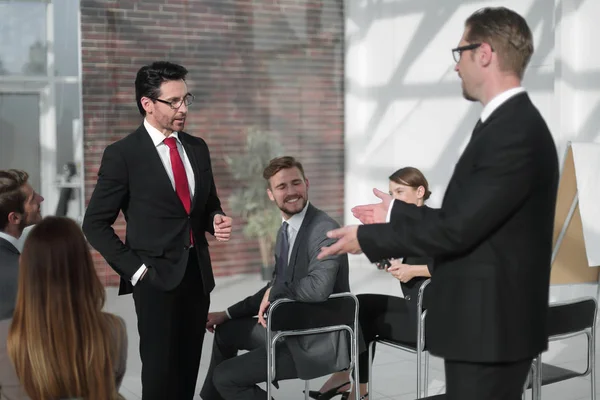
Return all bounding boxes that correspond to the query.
[104,264,599,399]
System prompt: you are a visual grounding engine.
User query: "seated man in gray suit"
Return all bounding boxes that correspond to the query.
[0,169,44,320]
[200,156,350,400]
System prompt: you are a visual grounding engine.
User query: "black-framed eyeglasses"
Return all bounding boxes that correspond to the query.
[451,43,482,63]
[152,93,194,109]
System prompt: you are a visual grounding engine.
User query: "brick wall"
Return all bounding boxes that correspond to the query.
[81,0,345,286]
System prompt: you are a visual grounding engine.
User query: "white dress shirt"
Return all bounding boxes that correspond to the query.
[385,87,527,221]
[282,201,309,263]
[0,231,20,252]
[131,119,196,286]
[224,201,310,319]
[480,86,525,123]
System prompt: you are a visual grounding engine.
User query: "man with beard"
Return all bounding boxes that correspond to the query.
[200,156,350,400]
[318,7,559,400]
[0,169,44,319]
[82,61,233,400]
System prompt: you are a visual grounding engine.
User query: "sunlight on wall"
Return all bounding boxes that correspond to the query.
[345,0,600,268]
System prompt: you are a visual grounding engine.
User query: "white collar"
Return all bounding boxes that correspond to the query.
[481,87,526,122]
[144,119,180,147]
[0,231,20,251]
[283,201,310,232]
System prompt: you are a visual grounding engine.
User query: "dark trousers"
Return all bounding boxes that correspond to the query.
[133,248,210,400]
[357,294,414,383]
[200,317,298,400]
[444,358,532,400]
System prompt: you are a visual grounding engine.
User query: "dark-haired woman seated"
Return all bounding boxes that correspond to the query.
[310,167,433,400]
[0,216,127,400]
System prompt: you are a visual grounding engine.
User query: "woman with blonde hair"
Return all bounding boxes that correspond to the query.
[0,216,127,400]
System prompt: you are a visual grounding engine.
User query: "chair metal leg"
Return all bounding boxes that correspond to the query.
[267,337,276,400]
[305,380,310,400]
[423,351,429,397]
[416,349,421,398]
[531,357,541,400]
[367,341,375,396]
[592,333,596,400]
[267,348,273,400]
[353,335,361,400]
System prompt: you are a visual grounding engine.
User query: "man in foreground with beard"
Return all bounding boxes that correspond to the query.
[200,156,350,400]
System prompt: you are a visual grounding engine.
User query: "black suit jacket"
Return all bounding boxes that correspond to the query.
[0,238,20,320]
[227,203,351,379]
[358,93,559,363]
[82,125,224,295]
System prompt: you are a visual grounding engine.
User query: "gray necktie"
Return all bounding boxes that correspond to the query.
[275,222,289,282]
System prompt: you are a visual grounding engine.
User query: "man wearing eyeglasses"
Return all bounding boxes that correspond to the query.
[83,61,233,400]
[318,7,559,400]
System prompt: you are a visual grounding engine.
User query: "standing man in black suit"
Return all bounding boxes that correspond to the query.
[200,156,350,400]
[0,169,44,320]
[82,61,233,400]
[319,7,559,400]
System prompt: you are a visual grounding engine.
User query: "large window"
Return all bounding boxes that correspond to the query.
[0,0,84,225]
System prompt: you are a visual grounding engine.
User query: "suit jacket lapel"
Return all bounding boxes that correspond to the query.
[179,133,201,210]
[0,237,19,255]
[287,204,316,281]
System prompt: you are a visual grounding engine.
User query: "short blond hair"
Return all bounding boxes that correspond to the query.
[466,7,534,79]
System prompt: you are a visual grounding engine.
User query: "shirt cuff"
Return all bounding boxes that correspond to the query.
[225,308,232,319]
[386,199,395,223]
[131,264,147,286]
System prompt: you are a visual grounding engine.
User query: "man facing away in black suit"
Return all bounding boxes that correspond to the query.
[0,170,44,320]
[319,7,559,400]
[82,61,233,400]
[200,156,350,400]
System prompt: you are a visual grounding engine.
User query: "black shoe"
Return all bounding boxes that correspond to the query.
[303,382,351,400]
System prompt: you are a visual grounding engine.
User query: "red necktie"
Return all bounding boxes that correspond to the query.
[164,137,193,245]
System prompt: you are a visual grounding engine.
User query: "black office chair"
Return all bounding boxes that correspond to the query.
[266,293,361,400]
[527,296,597,400]
[367,279,431,398]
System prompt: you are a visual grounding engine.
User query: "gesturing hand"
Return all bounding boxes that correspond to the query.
[317,225,362,260]
[351,188,392,224]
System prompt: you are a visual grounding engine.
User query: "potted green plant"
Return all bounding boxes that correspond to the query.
[225,127,284,280]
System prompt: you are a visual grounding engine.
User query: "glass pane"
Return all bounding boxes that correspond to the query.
[54,0,80,76]
[0,93,41,192]
[56,82,80,174]
[0,1,47,76]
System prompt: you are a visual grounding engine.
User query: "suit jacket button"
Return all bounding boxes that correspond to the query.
[183,245,189,250]
[405,295,411,301]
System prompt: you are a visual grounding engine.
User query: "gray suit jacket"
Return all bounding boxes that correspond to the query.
[0,239,20,321]
[227,203,351,379]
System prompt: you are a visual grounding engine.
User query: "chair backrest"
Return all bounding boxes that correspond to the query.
[547,297,597,338]
[268,293,358,332]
